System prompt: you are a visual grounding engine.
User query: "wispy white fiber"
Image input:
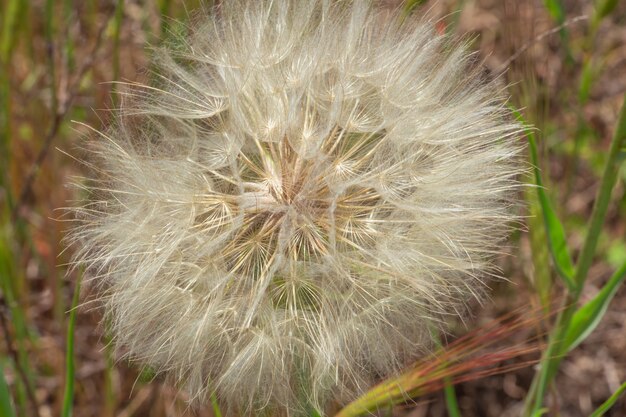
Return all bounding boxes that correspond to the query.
[68,1,524,415]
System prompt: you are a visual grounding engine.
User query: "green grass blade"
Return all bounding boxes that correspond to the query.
[529,136,576,288]
[112,0,124,82]
[522,94,626,417]
[0,361,17,417]
[210,393,223,417]
[403,0,429,14]
[0,230,36,415]
[564,261,626,352]
[159,0,172,37]
[63,0,75,71]
[102,324,116,417]
[573,94,626,288]
[593,0,619,26]
[308,406,324,417]
[44,0,58,115]
[527,192,553,309]
[578,59,597,105]
[542,0,574,64]
[432,330,462,417]
[444,380,462,417]
[589,381,626,417]
[61,275,81,417]
[543,0,565,24]
[1,0,23,62]
[0,0,23,196]
[513,108,576,290]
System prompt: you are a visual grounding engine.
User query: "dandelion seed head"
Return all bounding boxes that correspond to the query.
[69,1,524,415]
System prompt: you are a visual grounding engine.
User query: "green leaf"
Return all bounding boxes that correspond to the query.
[531,408,548,417]
[512,108,577,290]
[0,362,16,417]
[61,275,81,417]
[564,261,626,352]
[589,381,626,417]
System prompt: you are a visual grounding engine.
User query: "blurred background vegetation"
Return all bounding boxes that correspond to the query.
[0,0,625,416]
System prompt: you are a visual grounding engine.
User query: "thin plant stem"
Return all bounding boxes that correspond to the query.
[45,0,58,117]
[112,0,124,101]
[61,272,82,417]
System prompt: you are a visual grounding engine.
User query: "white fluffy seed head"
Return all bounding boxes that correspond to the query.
[68,1,524,415]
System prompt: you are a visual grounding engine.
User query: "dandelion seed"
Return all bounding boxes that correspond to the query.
[68,1,524,415]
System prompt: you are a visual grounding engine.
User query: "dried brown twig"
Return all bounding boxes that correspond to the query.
[498,15,588,73]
